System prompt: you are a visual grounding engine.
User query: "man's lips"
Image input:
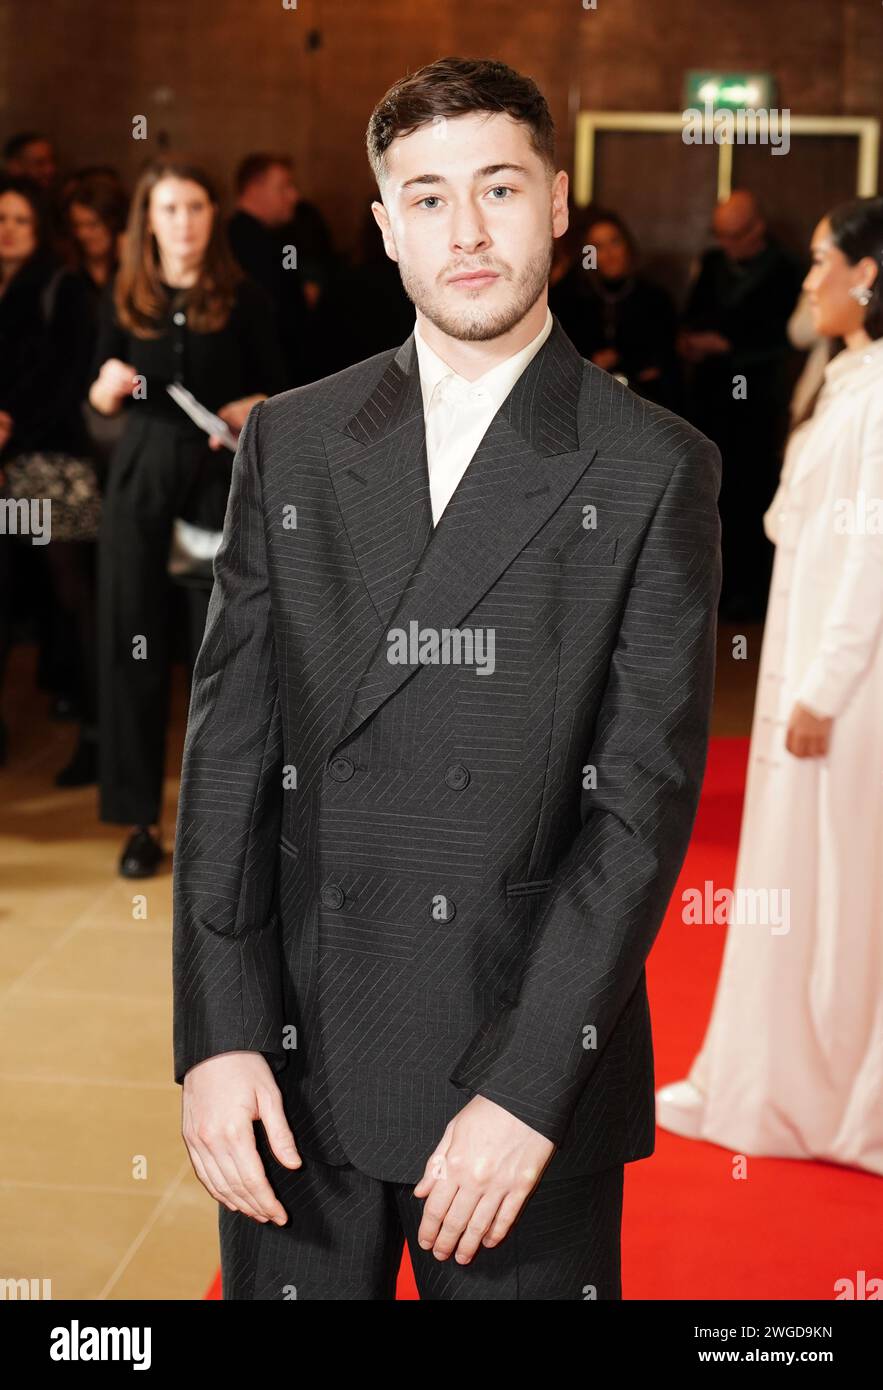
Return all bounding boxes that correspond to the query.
[448,270,500,285]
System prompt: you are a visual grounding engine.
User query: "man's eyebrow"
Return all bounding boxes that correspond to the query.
[399,163,531,191]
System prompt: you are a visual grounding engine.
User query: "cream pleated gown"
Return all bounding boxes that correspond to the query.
[657,336,883,1176]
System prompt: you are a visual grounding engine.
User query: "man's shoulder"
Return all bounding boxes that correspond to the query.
[576,356,717,466]
[257,344,402,436]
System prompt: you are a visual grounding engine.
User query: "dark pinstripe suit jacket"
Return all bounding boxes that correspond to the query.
[173,314,722,1183]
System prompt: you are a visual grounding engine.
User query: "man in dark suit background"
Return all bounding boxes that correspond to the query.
[227,152,336,387]
[173,56,722,1300]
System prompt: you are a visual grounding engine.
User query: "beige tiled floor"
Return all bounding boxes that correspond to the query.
[0,625,759,1299]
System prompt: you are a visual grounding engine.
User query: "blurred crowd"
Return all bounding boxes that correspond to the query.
[0,129,825,872]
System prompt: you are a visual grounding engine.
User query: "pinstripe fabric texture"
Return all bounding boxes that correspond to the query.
[173,314,722,1184]
[219,1125,624,1300]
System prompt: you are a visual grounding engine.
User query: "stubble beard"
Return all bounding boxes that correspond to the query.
[398,238,554,343]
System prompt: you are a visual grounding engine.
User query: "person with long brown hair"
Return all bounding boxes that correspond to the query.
[89,156,287,878]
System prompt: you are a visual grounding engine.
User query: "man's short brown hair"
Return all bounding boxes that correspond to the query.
[366,56,556,191]
[235,152,293,197]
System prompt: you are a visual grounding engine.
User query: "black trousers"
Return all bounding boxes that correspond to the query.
[97,415,227,826]
[219,1125,624,1301]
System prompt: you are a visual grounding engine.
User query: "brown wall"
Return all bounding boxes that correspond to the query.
[1,0,881,259]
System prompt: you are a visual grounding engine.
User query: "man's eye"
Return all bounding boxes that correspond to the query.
[418,197,441,210]
[488,186,513,199]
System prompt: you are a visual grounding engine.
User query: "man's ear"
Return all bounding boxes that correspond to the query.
[370,198,399,264]
[551,170,569,240]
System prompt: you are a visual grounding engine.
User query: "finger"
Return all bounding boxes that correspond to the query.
[482,1190,526,1247]
[413,1146,450,1198]
[451,1191,505,1264]
[196,1123,273,1222]
[430,1185,483,1260]
[208,1143,271,1221]
[190,1137,250,1213]
[259,1090,302,1170]
[187,1140,237,1211]
[416,1179,459,1250]
[223,1128,289,1224]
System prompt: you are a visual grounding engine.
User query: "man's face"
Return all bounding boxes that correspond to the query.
[371,111,568,342]
[260,164,298,226]
[712,208,766,263]
[10,139,57,189]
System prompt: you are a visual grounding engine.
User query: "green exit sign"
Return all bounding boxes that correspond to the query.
[684,71,776,111]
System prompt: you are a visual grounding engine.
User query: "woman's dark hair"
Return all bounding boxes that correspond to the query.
[366,56,556,189]
[62,170,130,245]
[114,156,241,338]
[828,195,883,341]
[582,206,638,266]
[0,175,52,255]
[789,196,883,432]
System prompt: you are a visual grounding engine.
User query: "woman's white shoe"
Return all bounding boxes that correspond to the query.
[655,1079,706,1138]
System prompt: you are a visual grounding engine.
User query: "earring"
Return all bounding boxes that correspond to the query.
[849,284,872,307]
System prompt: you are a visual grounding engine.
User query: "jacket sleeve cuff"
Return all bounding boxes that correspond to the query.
[449,1003,586,1146]
[173,926,287,1084]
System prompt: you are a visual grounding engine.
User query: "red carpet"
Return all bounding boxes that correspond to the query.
[205,738,882,1300]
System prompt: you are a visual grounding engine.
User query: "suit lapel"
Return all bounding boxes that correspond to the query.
[324,316,598,748]
[324,350,434,625]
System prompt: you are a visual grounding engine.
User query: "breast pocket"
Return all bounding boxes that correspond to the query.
[529,532,623,617]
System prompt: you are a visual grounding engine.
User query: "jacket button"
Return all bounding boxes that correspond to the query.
[320,885,345,909]
[430,895,456,922]
[444,763,470,790]
[328,756,355,781]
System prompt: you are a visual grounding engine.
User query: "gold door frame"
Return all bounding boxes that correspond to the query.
[574,111,880,205]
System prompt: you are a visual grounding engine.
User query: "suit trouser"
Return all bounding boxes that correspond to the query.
[219,1123,624,1301]
[97,416,221,826]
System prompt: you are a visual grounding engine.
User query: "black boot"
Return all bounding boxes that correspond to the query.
[118,827,164,878]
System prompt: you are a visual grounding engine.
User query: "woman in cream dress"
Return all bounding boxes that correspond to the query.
[657,196,883,1176]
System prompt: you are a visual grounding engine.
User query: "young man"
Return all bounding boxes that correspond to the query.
[173,56,722,1301]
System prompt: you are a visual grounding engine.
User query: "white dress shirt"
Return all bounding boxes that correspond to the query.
[413,307,554,525]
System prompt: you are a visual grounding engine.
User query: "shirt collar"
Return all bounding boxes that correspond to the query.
[413,307,554,415]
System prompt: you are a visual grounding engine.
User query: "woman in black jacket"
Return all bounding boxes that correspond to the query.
[550,208,683,412]
[0,176,98,773]
[89,157,287,879]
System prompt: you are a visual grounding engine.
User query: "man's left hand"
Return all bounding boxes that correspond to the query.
[413,1095,556,1264]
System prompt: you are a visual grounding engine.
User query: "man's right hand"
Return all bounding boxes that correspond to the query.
[181,1051,302,1223]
